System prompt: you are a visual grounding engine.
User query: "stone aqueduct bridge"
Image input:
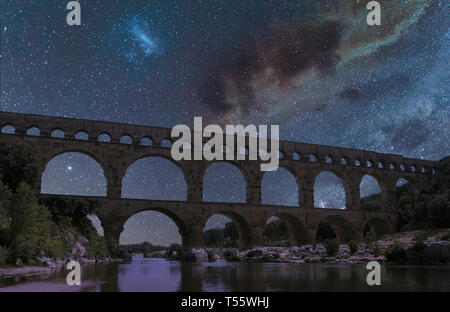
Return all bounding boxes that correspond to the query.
[0,111,437,252]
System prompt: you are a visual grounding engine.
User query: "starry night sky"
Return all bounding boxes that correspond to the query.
[1,1,449,246]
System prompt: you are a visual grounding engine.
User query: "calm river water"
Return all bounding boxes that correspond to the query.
[1,258,449,291]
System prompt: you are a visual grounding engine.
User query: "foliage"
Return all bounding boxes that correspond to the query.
[385,240,406,263]
[316,222,336,242]
[206,249,216,262]
[348,240,358,254]
[8,182,59,264]
[364,226,377,250]
[324,239,339,256]
[263,219,289,242]
[40,197,98,237]
[412,232,427,251]
[439,232,450,241]
[123,241,168,254]
[0,246,8,266]
[223,250,240,262]
[396,157,450,231]
[0,139,37,191]
[203,222,238,248]
[0,179,12,247]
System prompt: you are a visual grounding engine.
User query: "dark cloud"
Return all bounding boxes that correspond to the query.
[201,20,343,115]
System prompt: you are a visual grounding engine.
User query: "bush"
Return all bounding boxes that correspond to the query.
[364,226,377,250]
[224,250,240,262]
[206,249,216,262]
[324,239,339,256]
[0,245,8,266]
[348,240,358,254]
[439,232,450,241]
[413,232,427,250]
[385,240,406,263]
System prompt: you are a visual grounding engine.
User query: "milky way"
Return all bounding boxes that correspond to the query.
[1,0,448,245]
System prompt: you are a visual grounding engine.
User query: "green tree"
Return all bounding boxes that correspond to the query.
[0,179,12,246]
[317,222,336,242]
[263,219,289,242]
[0,139,37,191]
[8,182,56,264]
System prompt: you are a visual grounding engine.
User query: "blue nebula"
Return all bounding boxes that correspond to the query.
[130,17,158,56]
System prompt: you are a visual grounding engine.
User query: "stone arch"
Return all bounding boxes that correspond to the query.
[318,215,354,243]
[122,156,187,200]
[359,174,382,199]
[140,136,153,146]
[75,131,89,140]
[314,171,347,209]
[119,208,189,246]
[1,124,15,134]
[203,162,247,203]
[265,213,307,246]
[120,135,133,144]
[363,217,391,237]
[41,151,107,196]
[204,211,252,249]
[261,167,299,206]
[51,128,65,138]
[98,133,111,142]
[26,126,40,136]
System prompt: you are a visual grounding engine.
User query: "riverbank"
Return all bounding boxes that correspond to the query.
[143,229,450,264]
[0,257,124,278]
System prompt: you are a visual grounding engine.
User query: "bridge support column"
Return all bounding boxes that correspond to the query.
[348,182,361,210]
[249,225,264,248]
[103,221,124,257]
[185,224,204,248]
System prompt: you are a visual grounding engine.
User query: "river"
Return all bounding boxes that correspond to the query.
[1,258,449,291]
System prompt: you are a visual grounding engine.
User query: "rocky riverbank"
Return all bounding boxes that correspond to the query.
[143,229,450,264]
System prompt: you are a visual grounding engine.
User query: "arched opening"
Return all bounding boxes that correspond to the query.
[396,177,409,187]
[309,154,317,162]
[325,155,332,164]
[98,133,111,143]
[122,156,187,200]
[317,216,354,243]
[119,210,186,248]
[160,139,172,148]
[363,217,391,237]
[314,171,346,209]
[87,214,104,237]
[264,214,306,246]
[140,137,153,146]
[203,162,246,203]
[120,135,133,144]
[261,167,299,206]
[41,152,107,196]
[360,175,382,204]
[1,125,15,134]
[292,152,300,160]
[51,129,65,138]
[26,127,40,136]
[203,212,252,249]
[341,157,348,165]
[75,131,89,140]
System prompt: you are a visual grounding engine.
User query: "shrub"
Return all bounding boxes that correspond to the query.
[206,249,216,262]
[224,250,240,262]
[413,232,427,250]
[439,232,450,241]
[385,240,406,263]
[348,240,358,254]
[364,226,377,250]
[324,239,339,257]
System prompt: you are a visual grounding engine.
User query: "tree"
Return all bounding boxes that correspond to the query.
[317,222,336,242]
[8,182,57,263]
[263,219,289,242]
[0,139,37,191]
